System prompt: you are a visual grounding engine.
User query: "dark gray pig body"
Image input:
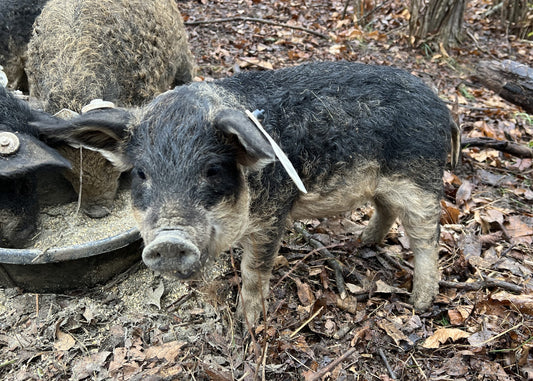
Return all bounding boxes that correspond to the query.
[35,62,461,322]
[0,85,70,248]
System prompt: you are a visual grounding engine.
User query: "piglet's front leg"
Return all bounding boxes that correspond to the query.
[236,225,284,326]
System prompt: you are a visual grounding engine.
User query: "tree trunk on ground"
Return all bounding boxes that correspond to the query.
[472,59,533,114]
[461,137,533,158]
[409,0,467,48]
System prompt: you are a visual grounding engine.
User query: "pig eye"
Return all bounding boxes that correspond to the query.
[135,168,147,180]
[205,163,224,178]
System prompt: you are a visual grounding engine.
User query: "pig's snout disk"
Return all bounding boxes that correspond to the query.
[142,231,201,278]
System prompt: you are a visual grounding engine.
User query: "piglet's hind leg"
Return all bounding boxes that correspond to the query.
[375,178,442,311]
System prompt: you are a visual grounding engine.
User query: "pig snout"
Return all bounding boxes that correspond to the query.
[142,231,201,278]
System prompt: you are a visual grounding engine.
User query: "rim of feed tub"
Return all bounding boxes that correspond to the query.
[0,227,141,265]
[0,227,143,292]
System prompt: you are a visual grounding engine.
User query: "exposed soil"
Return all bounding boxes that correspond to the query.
[1,0,532,380]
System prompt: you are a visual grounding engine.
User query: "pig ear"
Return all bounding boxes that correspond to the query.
[214,109,275,169]
[0,131,71,177]
[32,108,134,169]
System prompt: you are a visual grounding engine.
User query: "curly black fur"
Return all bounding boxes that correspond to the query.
[0,0,48,91]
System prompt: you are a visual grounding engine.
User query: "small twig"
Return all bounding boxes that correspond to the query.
[0,359,17,368]
[75,146,83,216]
[384,24,407,36]
[35,294,39,318]
[341,0,351,19]
[409,353,428,380]
[461,137,533,158]
[290,306,324,338]
[254,272,269,381]
[376,248,413,274]
[465,29,496,59]
[442,99,503,112]
[360,0,391,25]
[293,222,347,299]
[100,262,143,291]
[482,2,504,18]
[305,346,357,381]
[378,348,397,380]
[166,291,195,313]
[439,278,523,294]
[479,322,524,347]
[261,342,268,381]
[283,350,313,373]
[271,248,321,294]
[185,16,329,40]
[333,324,355,340]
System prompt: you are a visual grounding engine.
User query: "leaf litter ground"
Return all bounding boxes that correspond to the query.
[1,0,532,379]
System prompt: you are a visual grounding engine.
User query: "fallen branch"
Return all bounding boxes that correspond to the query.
[439,278,523,294]
[461,137,533,158]
[185,17,329,40]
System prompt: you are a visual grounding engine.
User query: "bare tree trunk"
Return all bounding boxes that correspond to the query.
[409,0,467,48]
[501,0,533,39]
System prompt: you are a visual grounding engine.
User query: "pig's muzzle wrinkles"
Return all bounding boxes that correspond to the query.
[142,231,201,278]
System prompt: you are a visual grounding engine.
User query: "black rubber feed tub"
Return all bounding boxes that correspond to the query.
[0,228,142,292]
[0,170,142,292]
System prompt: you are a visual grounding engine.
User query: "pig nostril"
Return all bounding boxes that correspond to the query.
[178,250,199,266]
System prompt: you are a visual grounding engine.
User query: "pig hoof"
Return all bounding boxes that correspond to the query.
[83,204,111,218]
[359,230,383,246]
[409,293,435,311]
[236,299,263,328]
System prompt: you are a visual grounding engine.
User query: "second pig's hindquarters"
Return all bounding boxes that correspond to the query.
[0,0,49,92]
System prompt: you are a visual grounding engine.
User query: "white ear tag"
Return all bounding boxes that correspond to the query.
[245,109,307,194]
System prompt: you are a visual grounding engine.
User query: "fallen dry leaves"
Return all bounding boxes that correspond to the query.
[422,328,471,349]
